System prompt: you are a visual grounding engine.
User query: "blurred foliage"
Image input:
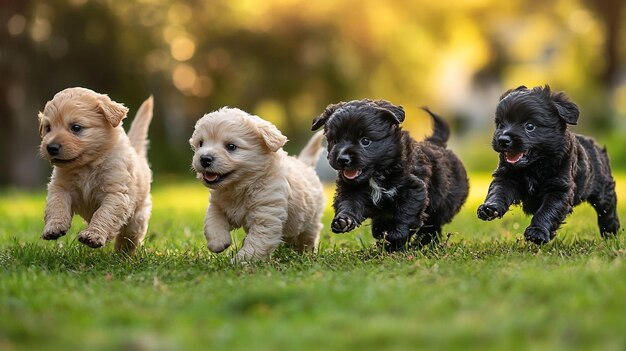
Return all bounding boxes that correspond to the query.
[0,0,624,187]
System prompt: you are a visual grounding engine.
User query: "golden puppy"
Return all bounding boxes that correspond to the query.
[190,107,325,261]
[38,87,153,253]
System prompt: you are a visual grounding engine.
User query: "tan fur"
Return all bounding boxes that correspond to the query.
[127,96,154,158]
[38,87,153,253]
[189,107,325,262]
[298,131,324,167]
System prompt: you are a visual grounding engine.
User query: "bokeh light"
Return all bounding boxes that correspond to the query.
[0,0,624,187]
[172,63,197,92]
[170,35,196,61]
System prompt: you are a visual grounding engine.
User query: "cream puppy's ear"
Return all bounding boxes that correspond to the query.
[256,119,287,152]
[97,94,129,127]
[189,136,199,151]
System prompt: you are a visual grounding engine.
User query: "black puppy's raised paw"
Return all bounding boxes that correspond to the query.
[331,215,357,233]
[477,202,506,221]
[524,226,552,245]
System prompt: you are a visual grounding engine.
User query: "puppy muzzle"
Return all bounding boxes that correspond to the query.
[496,135,512,149]
[47,143,61,156]
[330,154,365,181]
[200,154,214,168]
[493,133,531,166]
[194,156,234,187]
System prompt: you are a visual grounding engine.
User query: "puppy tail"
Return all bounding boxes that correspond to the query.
[127,96,154,159]
[422,107,450,147]
[298,131,324,167]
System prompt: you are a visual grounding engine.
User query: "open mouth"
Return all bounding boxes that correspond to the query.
[342,169,362,180]
[202,171,232,186]
[504,151,528,165]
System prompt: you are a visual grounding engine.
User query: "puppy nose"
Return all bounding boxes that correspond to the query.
[47,143,61,156]
[337,154,351,167]
[200,155,214,168]
[497,135,512,148]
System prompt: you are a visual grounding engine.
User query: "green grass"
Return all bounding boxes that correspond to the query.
[1,174,625,351]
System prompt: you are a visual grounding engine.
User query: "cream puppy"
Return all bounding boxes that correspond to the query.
[38,87,153,253]
[190,107,325,261]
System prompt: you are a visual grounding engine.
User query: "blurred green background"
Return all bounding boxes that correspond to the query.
[1,0,625,188]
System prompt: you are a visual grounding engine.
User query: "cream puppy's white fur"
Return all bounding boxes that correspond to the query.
[190,107,325,261]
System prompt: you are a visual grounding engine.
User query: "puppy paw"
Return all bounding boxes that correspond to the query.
[77,229,107,248]
[384,239,409,252]
[42,222,70,240]
[234,250,266,263]
[477,202,506,221]
[381,230,410,252]
[230,255,253,266]
[331,215,357,233]
[524,226,552,245]
[207,236,231,253]
[599,218,620,237]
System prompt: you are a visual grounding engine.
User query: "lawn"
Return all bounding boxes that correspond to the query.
[1,174,625,351]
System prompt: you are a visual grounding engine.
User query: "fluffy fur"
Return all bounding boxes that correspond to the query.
[478,85,620,244]
[38,87,154,253]
[190,107,325,261]
[312,99,469,251]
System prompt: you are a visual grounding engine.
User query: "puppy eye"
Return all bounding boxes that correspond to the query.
[495,121,502,129]
[360,137,372,147]
[198,140,203,148]
[70,124,82,134]
[44,125,51,134]
[525,123,536,132]
[225,143,237,151]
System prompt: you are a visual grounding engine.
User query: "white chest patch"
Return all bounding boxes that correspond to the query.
[369,177,397,206]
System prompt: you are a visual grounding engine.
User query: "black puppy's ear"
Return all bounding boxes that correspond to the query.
[499,85,527,101]
[312,102,343,131]
[371,100,405,123]
[546,86,579,125]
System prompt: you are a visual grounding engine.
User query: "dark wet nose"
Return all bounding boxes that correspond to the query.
[497,135,512,148]
[337,153,352,167]
[200,155,214,168]
[47,143,61,156]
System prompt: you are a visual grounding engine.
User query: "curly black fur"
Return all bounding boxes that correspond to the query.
[478,85,621,244]
[312,99,469,251]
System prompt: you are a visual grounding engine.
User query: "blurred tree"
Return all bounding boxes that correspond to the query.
[0,0,146,187]
[0,0,623,188]
[583,0,625,130]
[585,0,624,89]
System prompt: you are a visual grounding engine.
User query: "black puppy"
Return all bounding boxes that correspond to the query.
[478,85,620,244]
[312,99,469,251]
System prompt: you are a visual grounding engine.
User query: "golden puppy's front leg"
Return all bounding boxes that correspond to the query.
[78,193,132,248]
[42,183,73,240]
[236,206,286,262]
[204,203,232,253]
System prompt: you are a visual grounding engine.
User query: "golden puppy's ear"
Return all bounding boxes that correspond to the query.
[37,112,45,136]
[257,120,287,152]
[97,95,128,127]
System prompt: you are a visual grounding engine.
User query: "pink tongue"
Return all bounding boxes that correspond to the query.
[204,173,219,182]
[343,169,361,180]
[506,152,524,164]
